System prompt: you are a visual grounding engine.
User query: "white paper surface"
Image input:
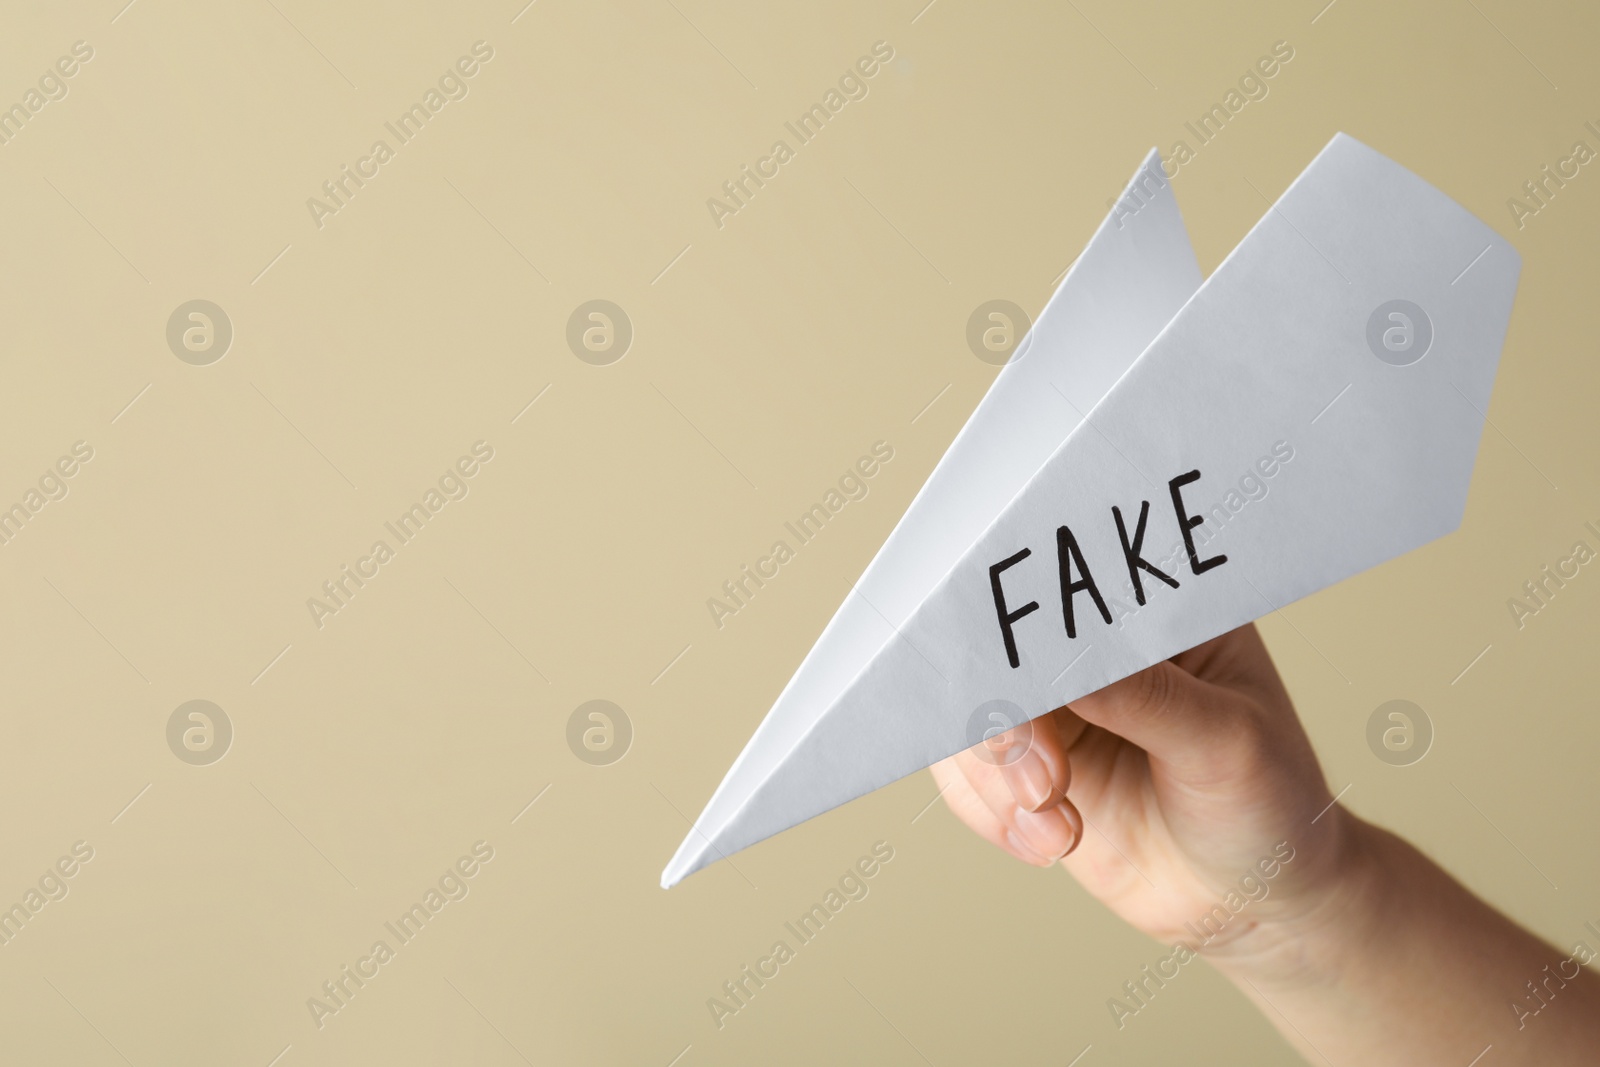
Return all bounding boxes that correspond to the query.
[664,133,1519,888]
[665,150,1200,886]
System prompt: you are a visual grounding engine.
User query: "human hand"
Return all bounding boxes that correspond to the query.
[931,623,1361,956]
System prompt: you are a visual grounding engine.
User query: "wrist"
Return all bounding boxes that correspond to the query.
[1203,810,1403,993]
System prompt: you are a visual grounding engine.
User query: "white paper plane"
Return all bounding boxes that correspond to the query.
[664,133,1519,888]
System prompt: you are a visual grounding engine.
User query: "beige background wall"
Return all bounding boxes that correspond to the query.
[0,0,1596,1063]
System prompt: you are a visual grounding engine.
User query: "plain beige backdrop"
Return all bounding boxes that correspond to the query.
[0,0,1596,1063]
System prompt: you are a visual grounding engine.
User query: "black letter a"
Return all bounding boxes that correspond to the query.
[1056,526,1111,639]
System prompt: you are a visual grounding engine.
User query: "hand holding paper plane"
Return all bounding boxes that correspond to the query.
[664,132,1520,888]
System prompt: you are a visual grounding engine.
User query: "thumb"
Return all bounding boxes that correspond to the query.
[1065,659,1259,784]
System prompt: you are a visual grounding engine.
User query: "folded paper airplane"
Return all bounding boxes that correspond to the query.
[663,132,1519,888]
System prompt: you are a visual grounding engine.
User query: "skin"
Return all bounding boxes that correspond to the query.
[933,623,1600,1064]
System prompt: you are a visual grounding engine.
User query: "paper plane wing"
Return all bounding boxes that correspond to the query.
[664,149,1201,886]
[664,132,1519,888]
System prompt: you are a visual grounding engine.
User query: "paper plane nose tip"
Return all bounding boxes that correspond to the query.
[661,833,715,889]
[659,858,686,890]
